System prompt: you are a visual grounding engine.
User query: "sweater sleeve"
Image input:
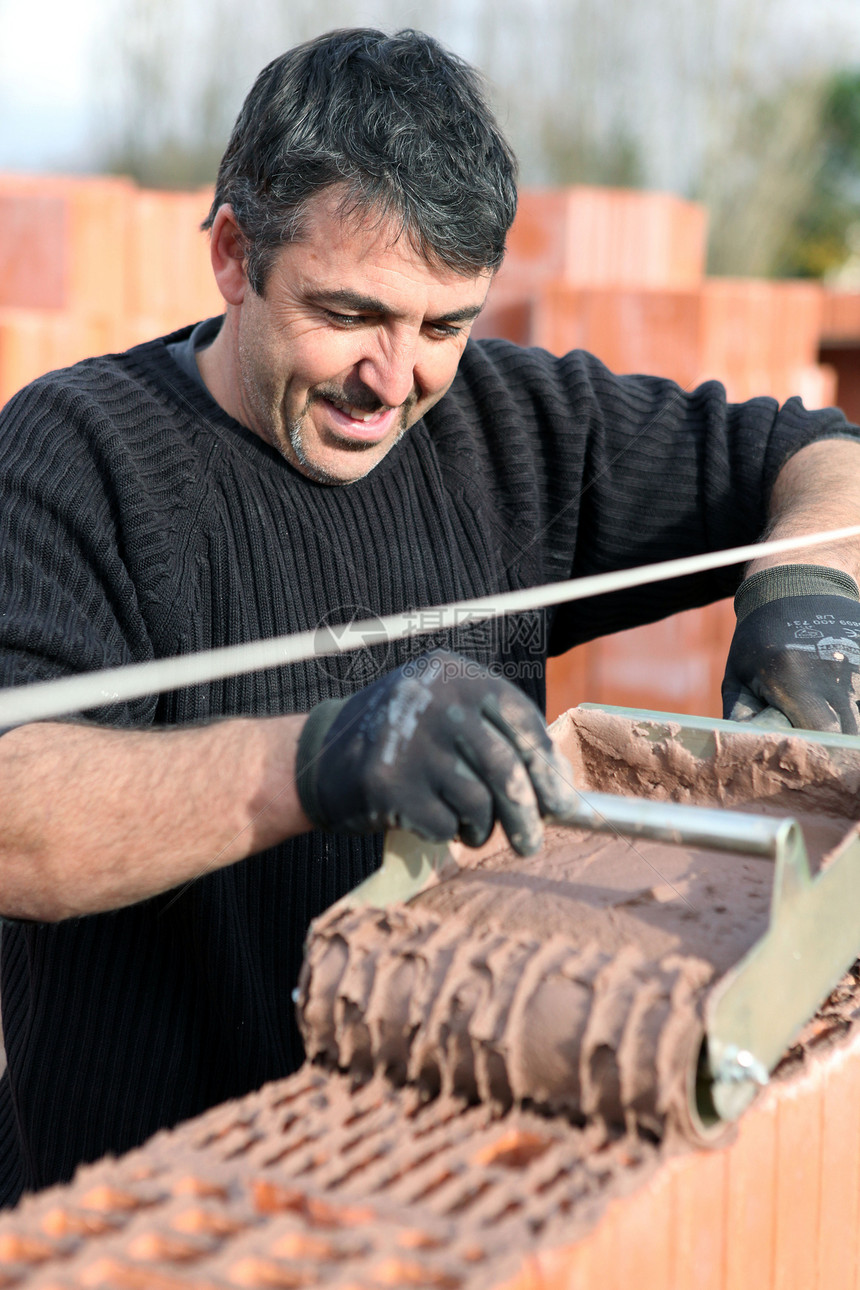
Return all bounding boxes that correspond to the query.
[440,342,860,649]
[0,376,158,727]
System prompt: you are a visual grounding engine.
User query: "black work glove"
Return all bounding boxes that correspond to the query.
[722,564,860,734]
[295,649,578,855]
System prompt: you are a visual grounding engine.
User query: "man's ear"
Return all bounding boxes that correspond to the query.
[209,205,249,306]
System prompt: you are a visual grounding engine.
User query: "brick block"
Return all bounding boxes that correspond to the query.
[820,345,860,426]
[576,607,727,719]
[471,290,536,345]
[63,177,133,319]
[546,647,591,725]
[725,1097,777,1289]
[496,188,707,295]
[701,280,828,404]
[715,363,837,408]
[784,363,839,410]
[701,279,775,381]
[767,281,825,371]
[574,189,706,291]
[610,1169,674,1288]
[0,308,120,408]
[499,190,570,288]
[669,1147,727,1290]
[821,289,860,342]
[497,1009,860,1290]
[817,1037,860,1290]
[126,187,222,330]
[547,600,736,725]
[497,1253,546,1290]
[532,286,703,387]
[535,1199,621,1290]
[0,173,134,319]
[594,617,712,714]
[0,175,222,339]
[0,190,68,308]
[774,1078,824,1290]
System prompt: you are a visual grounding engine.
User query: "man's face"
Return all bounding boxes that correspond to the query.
[220,190,492,484]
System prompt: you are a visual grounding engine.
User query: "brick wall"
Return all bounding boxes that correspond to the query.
[2,175,858,724]
[0,174,221,406]
[472,187,851,721]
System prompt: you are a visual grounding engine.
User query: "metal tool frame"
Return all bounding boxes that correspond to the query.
[334,706,860,1130]
[577,706,860,1128]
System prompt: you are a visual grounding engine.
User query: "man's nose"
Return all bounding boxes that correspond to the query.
[357,336,418,408]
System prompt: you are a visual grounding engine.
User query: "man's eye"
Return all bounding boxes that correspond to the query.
[325,311,364,327]
[428,323,461,339]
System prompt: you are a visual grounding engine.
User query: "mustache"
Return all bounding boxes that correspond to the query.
[312,384,417,416]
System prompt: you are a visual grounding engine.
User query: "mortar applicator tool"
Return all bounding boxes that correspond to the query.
[297,707,860,1144]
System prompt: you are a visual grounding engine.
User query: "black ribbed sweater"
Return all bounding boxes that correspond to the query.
[0,328,853,1205]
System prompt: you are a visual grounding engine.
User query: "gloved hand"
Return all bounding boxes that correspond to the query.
[295,649,578,855]
[722,564,860,734]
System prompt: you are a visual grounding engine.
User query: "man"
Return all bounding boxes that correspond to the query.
[0,28,859,1207]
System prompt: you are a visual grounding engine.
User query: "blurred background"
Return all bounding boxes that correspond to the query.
[3,0,860,721]
[6,0,860,279]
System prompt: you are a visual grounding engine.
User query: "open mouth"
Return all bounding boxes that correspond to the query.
[319,397,400,444]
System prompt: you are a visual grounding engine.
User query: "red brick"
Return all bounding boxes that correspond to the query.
[538,1202,621,1290]
[500,190,570,287]
[126,188,222,329]
[611,1170,674,1288]
[700,280,831,406]
[767,281,824,371]
[0,189,68,309]
[774,1077,823,1290]
[546,601,737,725]
[494,187,706,300]
[495,1254,546,1290]
[819,346,860,424]
[817,1035,860,1290]
[669,1147,727,1290]
[0,309,120,407]
[546,647,591,725]
[821,289,860,342]
[725,1097,777,1290]
[582,612,716,719]
[532,286,702,387]
[471,290,535,344]
[701,278,774,385]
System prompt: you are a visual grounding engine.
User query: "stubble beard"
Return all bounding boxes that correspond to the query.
[236,327,414,484]
[287,391,415,486]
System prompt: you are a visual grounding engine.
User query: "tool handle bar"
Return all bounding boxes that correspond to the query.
[557,792,796,859]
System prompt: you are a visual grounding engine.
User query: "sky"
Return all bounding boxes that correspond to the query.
[0,0,105,170]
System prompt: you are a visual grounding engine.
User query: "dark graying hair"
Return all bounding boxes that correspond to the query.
[203,28,518,294]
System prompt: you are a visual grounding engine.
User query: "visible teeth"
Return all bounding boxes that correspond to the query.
[330,400,377,422]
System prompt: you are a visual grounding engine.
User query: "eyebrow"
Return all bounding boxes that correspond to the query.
[311,288,485,324]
